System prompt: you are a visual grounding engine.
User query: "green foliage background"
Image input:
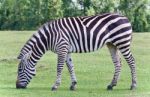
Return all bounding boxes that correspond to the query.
[0,0,150,32]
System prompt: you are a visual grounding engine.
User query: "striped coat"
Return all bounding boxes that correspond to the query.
[16,13,137,91]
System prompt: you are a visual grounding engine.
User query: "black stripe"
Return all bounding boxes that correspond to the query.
[66,18,78,40]
[83,16,96,25]
[86,27,91,51]
[97,30,108,48]
[65,18,78,51]
[119,44,130,50]
[31,39,42,56]
[43,25,50,50]
[30,56,36,63]
[109,26,131,39]
[53,20,60,47]
[70,17,80,39]
[123,49,131,57]
[111,34,131,44]
[31,52,40,60]
[121,48,129,54]
[108,18,129,31]
[51,22,57,51]
[116,39,130,47]
[101,37,109,47]
[87,13,111,28]
[38,30,47,51]
[24,45,30,51]
[33,34,45,54]
[48,23,54,50]
[58,19,70,40]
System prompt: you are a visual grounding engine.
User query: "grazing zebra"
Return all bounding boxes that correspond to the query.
[16,13,137,91]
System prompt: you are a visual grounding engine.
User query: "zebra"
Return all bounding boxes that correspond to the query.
[16,13,137,91]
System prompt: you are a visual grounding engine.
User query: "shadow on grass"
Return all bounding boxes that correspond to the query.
[77,87,131,92]
[0,86,50,91]
[0,86,135,94]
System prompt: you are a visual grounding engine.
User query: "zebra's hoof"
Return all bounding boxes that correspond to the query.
[107,85,113,90]
[70,82,77,91]
[70,86,76,91]
[70,85,76,91]
[51,87,57,91]
[130,85,136,90]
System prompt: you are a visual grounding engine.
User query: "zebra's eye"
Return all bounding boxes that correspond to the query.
[18,68,22,72]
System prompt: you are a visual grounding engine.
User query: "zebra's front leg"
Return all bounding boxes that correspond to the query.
[66,53,77,90]
[107,43,122,90]
[51,51,67,91]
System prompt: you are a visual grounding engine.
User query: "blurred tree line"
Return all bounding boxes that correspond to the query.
[0,0,150,32]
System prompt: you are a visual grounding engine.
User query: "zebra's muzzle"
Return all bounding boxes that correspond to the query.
[16,80,26,89]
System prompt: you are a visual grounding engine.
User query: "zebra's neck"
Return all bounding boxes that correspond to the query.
[20,21,62,66]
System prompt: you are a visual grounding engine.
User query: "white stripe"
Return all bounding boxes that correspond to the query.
[68,18,79,39]
[53,20,58,51]
[32,51,41,59]
[85,16,99,27]
[55,20,62,45]
[40,26,48,40]
[114,35,131,45]
[79,18,89,52]
[118,41,130,48]
[83,25,89,52]
[47,24,52,49]
[82,15,93,22]
[120,46,130,53]
[121,50,131,57]
[45,24,51,50]
[50,22,56,52]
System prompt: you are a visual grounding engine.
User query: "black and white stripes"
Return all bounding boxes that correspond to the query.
[16,13,136,90]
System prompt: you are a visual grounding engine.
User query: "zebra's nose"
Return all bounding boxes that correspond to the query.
[16,80,26,89]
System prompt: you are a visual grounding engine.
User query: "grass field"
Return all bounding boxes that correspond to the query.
[0,31,150,97]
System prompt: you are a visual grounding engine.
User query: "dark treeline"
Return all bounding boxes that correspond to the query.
[0,0,150,32]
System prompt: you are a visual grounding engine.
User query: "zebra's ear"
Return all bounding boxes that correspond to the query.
[17,51,32,61]
[23,51,32,60]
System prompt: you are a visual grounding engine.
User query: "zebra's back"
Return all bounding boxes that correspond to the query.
[59,13,132,53]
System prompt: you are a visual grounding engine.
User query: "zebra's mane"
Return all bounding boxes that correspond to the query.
[17,37,33,60]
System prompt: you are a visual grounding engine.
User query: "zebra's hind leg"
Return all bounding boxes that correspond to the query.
[119,47,137,90]
[66,53,77,90]
[51,49,68,91]
[107,43,122,90]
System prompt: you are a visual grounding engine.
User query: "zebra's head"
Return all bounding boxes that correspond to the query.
[16,51,36,89]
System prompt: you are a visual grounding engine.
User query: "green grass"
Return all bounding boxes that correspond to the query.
[0,31,150,97]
